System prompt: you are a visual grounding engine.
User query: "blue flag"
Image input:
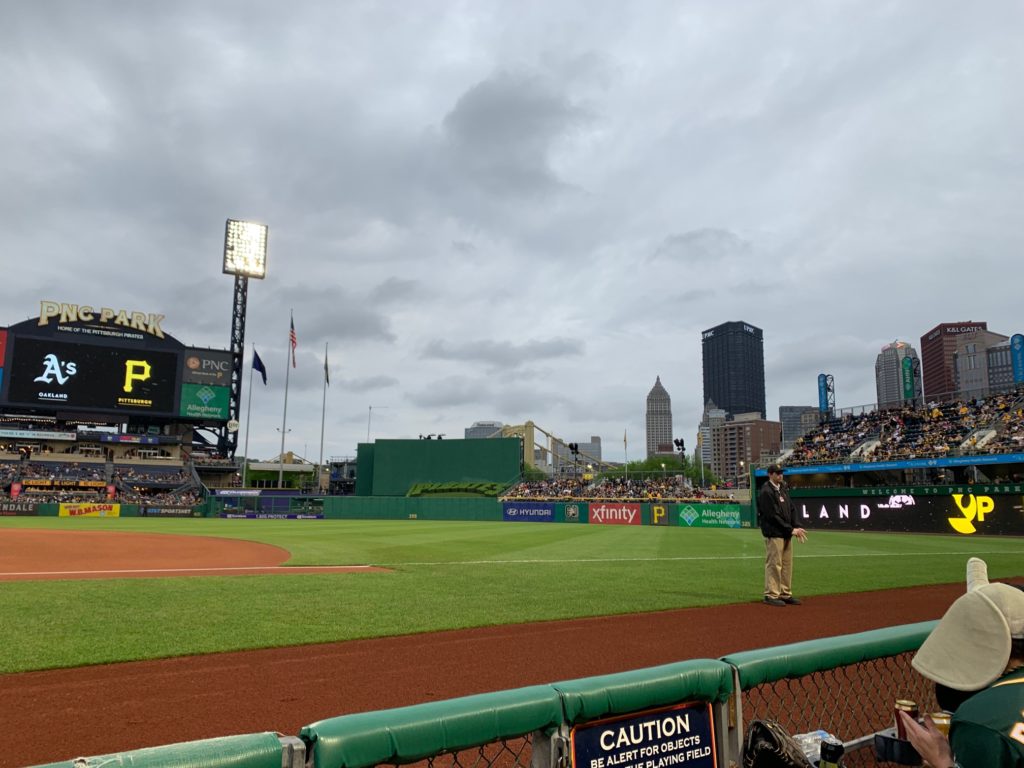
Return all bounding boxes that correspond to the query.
[252,348,268,385]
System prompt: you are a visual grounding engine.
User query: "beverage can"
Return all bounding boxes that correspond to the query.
[894,699,919,740]
[819,735,844,768]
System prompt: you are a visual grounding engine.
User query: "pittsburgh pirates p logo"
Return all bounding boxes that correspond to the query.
[123,360,152,393]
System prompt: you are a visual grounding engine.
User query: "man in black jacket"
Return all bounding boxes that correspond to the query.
[757,464,807,607]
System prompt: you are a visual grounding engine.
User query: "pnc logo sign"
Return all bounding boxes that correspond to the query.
[948,494,994,535]
[123,360,152,392]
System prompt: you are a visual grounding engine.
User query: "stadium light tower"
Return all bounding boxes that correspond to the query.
[221,219,268,458]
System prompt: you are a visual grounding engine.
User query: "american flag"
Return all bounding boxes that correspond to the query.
[289,315,298,368]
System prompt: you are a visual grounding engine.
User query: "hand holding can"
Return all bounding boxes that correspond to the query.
[895,699,919,740]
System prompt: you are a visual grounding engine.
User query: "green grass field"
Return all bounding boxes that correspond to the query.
[1,516,1021,675]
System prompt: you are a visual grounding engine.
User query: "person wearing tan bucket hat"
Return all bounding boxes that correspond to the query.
[900,557,1024,767]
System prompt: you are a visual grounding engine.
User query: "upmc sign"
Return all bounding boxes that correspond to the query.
[796,493,1024,536]
[588,503,641,525]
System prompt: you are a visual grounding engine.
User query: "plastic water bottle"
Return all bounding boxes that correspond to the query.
[792,730,831,762]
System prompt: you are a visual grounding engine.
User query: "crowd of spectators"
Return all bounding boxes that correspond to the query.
[190,452,238,468]
[502,475,732,502]
[113,466,190,485]
[18,461,105,481]
[0,458,202,506]
[114,488,202,506]
[786,386,1024,467]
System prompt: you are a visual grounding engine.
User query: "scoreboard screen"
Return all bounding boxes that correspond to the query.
[6,337,179,415]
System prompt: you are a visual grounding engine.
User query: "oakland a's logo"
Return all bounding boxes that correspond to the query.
[33,354,77,385]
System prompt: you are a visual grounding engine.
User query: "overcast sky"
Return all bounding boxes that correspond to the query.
[2,1,1022,464]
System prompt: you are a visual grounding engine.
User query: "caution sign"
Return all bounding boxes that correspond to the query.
[571,702,715,768]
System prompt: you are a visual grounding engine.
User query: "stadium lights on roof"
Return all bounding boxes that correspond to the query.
[223,219,268,279]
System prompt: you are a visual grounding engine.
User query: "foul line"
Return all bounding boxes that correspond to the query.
[5,551,1019,575]
[385,550,1020,567]
[0,565,376,577]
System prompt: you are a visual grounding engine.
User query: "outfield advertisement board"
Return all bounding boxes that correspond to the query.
[0,501,38,516]
[797,492,1024,536]
[141,506,196,517]
[588,503,641,525]
[219,513,324,520]
[570,702,715,768]
[674,504,746,528]
[502,502,554,522]
[58,503,121,517]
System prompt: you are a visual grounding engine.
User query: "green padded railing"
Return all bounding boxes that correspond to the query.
[551,658,734,724]
[720,621,937,689]
[30,732,288,768]
[301,685,564,768]
[301,660,734,768]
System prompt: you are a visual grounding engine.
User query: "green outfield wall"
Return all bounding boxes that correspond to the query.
[354,438,522,496]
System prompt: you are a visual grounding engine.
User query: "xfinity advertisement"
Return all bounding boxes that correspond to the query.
[796,492,1024,536]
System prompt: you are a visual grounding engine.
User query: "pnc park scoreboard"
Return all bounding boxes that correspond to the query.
[0,301,233,424]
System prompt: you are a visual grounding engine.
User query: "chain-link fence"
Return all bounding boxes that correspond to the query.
[740,650,937,766]
[371,736,535,768]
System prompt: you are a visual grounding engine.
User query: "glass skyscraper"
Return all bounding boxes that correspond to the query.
[701,320,766,419]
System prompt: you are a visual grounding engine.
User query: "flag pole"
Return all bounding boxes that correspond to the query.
[278,311,293,488]
[317,342,328,493]
[241,344,255,487]
[624,429,628,480]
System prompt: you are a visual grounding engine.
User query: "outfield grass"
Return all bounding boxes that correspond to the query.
[1,517,1021,674]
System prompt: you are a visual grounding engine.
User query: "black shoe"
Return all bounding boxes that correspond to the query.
[781,596,801,605]
[763,597,786,607]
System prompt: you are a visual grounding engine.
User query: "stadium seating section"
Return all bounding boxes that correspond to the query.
[785,385,1024,467]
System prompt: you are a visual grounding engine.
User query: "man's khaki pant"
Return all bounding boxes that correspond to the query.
[764,537,794,599]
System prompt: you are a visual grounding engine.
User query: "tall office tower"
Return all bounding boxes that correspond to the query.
[986,339,1016,393]
[698,401,728,471]
[645,376,673,458]
[954,329,1010,398]
[464,421,504,439]
[710,414,782,488]
[701,321,766,418]
[874,341,922,410]
[920,322,987,401]
[778,405,819,449]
